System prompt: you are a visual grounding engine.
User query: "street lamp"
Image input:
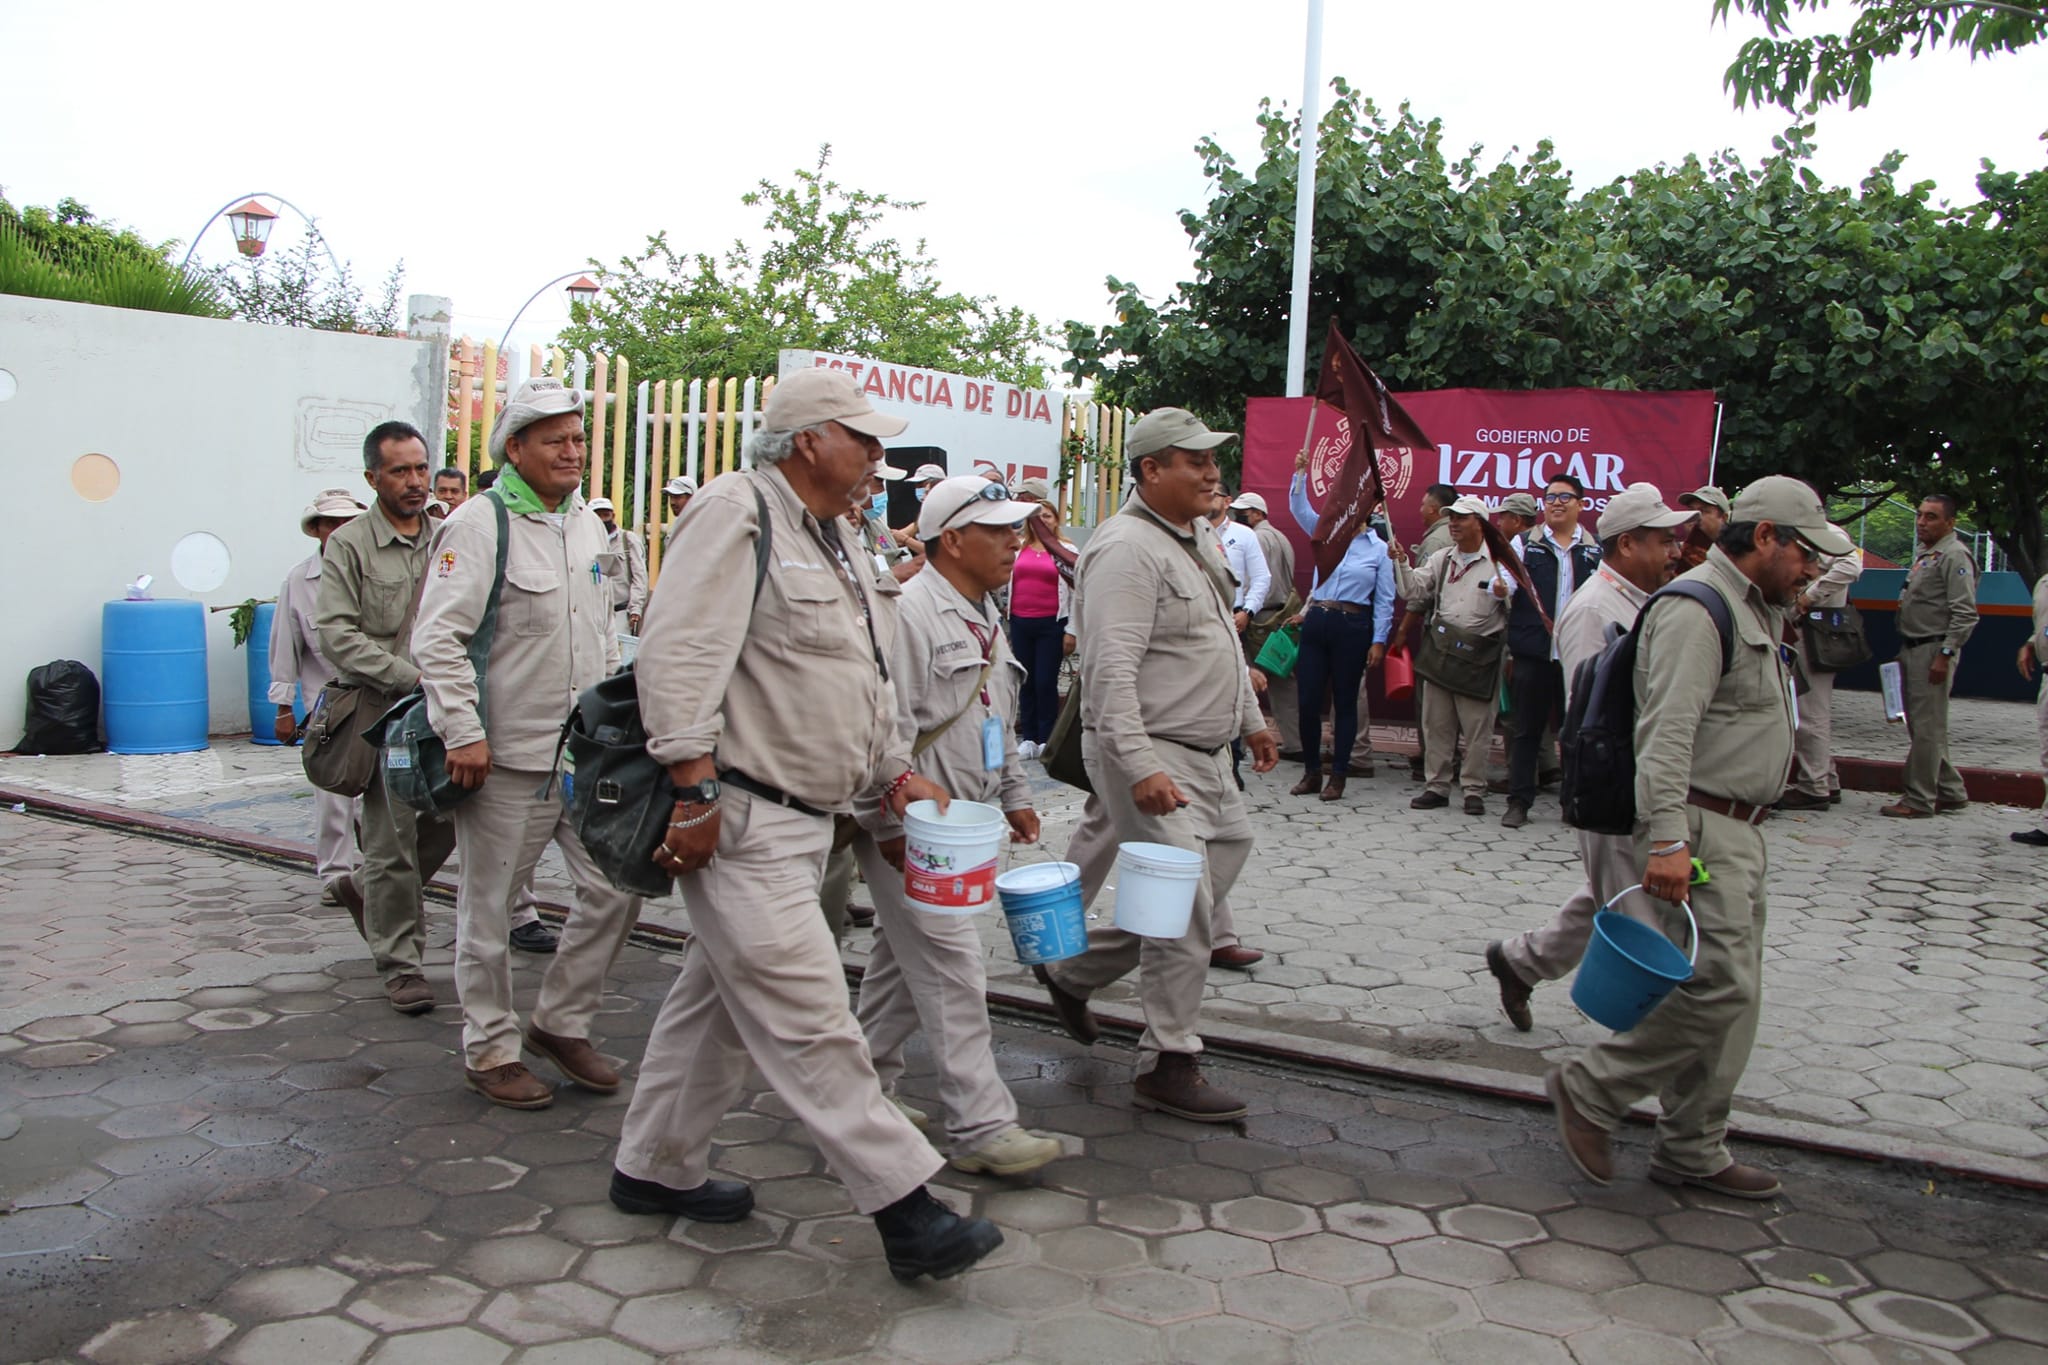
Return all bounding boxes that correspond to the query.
[497,272,603,355]
[177,192,343,275]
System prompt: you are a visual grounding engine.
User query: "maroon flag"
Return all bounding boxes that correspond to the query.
[1305,322,1427,583]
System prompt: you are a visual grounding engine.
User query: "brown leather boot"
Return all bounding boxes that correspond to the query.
[1033,965,1099,1045]
[383,974,435,1015]
[1289,772,1321,796]
[525,1026,621,1092]
[1319,776,1347,802]
[465,1061,554,1110]
[1545,1067,1612,1184]
[1133,1053,1248,1123]
[1649,1162,1782,1200]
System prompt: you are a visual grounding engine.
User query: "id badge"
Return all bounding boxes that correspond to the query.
[981,715,1005,770]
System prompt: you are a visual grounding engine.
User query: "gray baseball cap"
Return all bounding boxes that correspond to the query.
[1679,486,1732,516]
[1734,476,1854,555]
[490,377,586,460]
[1496,492,1540,519]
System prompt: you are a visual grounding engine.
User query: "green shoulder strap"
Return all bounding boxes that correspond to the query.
[468,490,513,728]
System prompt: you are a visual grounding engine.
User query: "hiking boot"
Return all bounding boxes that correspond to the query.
[1133,1053,1249,1123]
[1463,795,1486,816]
[1879,802,1932,819]
[1545,1067,1612,1185]
[332,876,366,939]
[1484,942,1534,1032]
[1501,800,1529,829]
[384,973,435,1015]
[509,920,559,954]
[949,1125,1062,1177]
[609,1169,754,1222]
[1410,791,1449,810]
[1290,773,1322,796]
[1032,965,1099,1045]
[465,1061,553,1110]
[1774,789,1830,811]
[874,1186,1004,1282]
[525,1025,620,1092]
[1649,1162,1782,1201]
[1320,776,1347,802]
[1210,945,1264,970]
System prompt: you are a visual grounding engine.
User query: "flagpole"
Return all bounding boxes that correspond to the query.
[1283,0,1324,398]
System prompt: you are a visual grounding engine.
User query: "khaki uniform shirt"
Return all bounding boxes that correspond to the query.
[867,569,1030,839]
[411,491,620,771]
[269,553,339,705]
[316,501,432,695]
[1803,529,1861,610]
[637,468,912,814]
[2034,574,2048,661]
[1412,516,1453,565]
[1074,494,1263,783]
[1553,566,1648,708]
[1395,547,1514,636]
[1252,521,1295,610]
[1633,548,1794,844]
[1897,531,1978,651]
[604,528,647,618]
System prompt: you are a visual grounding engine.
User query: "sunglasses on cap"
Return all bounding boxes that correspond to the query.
[938,483,1023,532]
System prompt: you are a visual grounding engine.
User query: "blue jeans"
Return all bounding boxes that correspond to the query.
[1010,613,1066,744]
[1294,606,1376,777]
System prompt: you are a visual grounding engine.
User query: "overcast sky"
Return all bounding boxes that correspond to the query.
[5,0,2040,378]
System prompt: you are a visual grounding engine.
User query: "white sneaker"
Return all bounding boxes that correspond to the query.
[948,1125,1062,1177]
[890,1094,929,1129]
[1018,741,1041,760]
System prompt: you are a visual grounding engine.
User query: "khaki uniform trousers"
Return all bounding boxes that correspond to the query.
[1561,807,1767,1177]
[1422,684,1497,799]
[314,790,361,885]
[451,768,641,1070]
[819,844,857,942]
[1045,735,1253,1073]
[1500,832,1652,984]
[852,833,1017,1154]
[615,790,941,1214]
[1901,642,1966,810]
[1066,793,1244,954]
[1790,666,1842,797]
[354,766,455,983]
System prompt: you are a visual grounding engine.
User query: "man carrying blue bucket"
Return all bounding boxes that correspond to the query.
[852,475,1062,1179]
[1547,476,1842,1200]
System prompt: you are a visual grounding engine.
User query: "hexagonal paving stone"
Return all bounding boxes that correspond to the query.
[610,1289,745,1355]
[980,1187,1090,1234]
[362,1326,512,1365]
[19,1013,115,1042]
[188,1007,276,1032]
[219,1314,377,1365]
[80,1309,234,1365]
[417,1156,527,1196]
[576,1241,703,1296]
[1166,1315,1296,1364]
[967,1261,1088,1315]
[1351,1280,1482,1333]
[1559,1323,1712,1365]
[883,1302,1024,1364]
[1513,1240,1640,1295]
[666,1210,788,1256]
[506,1343,650,1365]
[1034,1224,1148,1277]
[1391,1235,1517,1289]
[1657,1208,1773,1254]
[1546,1206,1663,1254]
[708,1249,834,1304]
[1472,1276,1606,1336]
[789,1215,884,1264]
[1157,1228,1277,1280]
[476,1280,620,1344]
[345,1274,487,1332]
[1221,1269,1352,1329]
[1023,1311,1163,1365]
[1745,1245,1871,1299]
[1273,1230,1398,1286]
[1844,1289,1991,1351]
[1211,1194,1320,1242]
[1598,1281,1735,1338]
[1725,1286,1863,1343]
[1092,1267,1221,1325]
[1859,1249,1991,1301]
[1094,1192,1204,1236]
[219,1265,358,1318]
[1439,1203,1547,1248]
[1633,1244,1759,1296]
[1971,1294,2048,1347]
[1324,1200,1436,1245]
[1432,1323,1577,1363]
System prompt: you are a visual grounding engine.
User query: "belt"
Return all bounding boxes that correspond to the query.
[1307,600,1368,615]
[718,769,829,820]
[1686,788,1771,826]
[1900,634,1943,648]
[1161,736,1230,758]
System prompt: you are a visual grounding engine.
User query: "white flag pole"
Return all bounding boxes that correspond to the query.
[1283,0,1325,399]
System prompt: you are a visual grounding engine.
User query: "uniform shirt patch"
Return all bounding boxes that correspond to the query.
[437,551,457,578]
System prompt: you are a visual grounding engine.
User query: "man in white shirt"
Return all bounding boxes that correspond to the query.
[1207,489,1271,632]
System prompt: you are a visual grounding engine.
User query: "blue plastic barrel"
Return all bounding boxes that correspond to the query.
[245,601,305,745]
[101,599,209,755]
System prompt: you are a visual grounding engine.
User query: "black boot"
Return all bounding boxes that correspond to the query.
[873,1186,1003,1282]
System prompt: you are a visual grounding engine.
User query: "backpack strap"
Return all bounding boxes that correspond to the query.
[470,490,514,731]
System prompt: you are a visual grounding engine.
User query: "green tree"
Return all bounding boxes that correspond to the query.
[217,226,405,335]
[1063,84,2048,580]
[1713,0,2047,111]
[560,148,1047,387]
[0,194,226,317]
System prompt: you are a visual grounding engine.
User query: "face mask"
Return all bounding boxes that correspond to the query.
[867,492,886,514]
[915,487,929,503]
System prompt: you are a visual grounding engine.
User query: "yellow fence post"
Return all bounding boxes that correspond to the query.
[478,341,500,473]
[588,353,609,502]
[453,338,475,477]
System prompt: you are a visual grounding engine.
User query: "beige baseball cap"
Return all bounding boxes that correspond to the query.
[490,377,586,459]
[1126,407,1236,460]
[916,476,1037,539]
[1446,494,1491,517]
[1733,476,1854,555]
[663,476,697,497]
[1229,491,1269,515]
[1678,485,1732,516]
[301,488,365,536]
[588,497,615,513]
[1014,476,1053,502]
[1496,492,1540,519]
[910,462,949,483]
[762,369,909,438]
[1597,483,1696,540]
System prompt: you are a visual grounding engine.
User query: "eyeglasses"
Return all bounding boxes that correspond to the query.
[1542,491,1581,504]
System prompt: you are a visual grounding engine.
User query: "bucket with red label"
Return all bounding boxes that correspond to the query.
[902,799,1005,914]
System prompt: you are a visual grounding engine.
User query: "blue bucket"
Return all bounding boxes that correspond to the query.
[1569,885,1699,1032]
[996,861,1087,965]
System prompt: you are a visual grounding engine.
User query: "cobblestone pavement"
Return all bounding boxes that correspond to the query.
[2,695,2043,1173]
[4,816,2047,1364]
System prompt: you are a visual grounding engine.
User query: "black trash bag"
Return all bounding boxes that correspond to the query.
[16,660,103,755]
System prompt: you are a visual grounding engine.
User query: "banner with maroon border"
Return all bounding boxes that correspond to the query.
[1243,388,1719,593]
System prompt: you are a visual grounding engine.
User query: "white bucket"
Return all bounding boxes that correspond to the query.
[902,799,1006,914]
[1112,841,1204,938]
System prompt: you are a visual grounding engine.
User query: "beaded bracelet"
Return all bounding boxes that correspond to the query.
[883,770,915,805]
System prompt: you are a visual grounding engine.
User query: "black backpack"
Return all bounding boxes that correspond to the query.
[550,481,771,897]
[1558,580,1735,836]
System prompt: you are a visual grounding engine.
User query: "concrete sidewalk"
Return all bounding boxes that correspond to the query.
[3,812,2045,1364]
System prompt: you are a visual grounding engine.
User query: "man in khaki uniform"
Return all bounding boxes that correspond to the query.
[853,476,1061,1178]
[1883,494,1979,818]
[1485,485,1692,1029]
[2012,571,2048,846]
[412,379,642,1110]
[1402,483,1459,779]
[1549,476,1841,1200]
[589,497,648,637]
[615,369,1002,1282]
[660,475,696,555]
[274,488,364,896]
[1032,407,1280,1123]
[317,421,454,1015]
[1778,530,1863,810]
[1396,494,1515,815]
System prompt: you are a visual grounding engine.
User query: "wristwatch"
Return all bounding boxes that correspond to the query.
[675,779,722,805]
[1939,646,1957,658]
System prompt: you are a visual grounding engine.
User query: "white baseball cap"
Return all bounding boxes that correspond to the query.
[588,497,615,513]
[911,462,949,483]
[1229,492,1268,515]
[916,476,1037,539]
[663,476,697,497]
[1446,494,1491,517]
[1597,483,1696,540]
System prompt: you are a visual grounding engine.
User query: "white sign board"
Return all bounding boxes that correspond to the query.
[777,348,1062,488]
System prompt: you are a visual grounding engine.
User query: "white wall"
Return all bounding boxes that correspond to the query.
[0,296,443,743]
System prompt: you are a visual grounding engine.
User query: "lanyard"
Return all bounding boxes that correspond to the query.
[807,518,889,683]
[961,616,995,706]
[1445,554,1489,587]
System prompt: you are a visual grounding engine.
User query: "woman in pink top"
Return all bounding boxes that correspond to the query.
[1008,479,1075,752]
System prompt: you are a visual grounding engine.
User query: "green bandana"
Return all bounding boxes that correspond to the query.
[491,465,569,515]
